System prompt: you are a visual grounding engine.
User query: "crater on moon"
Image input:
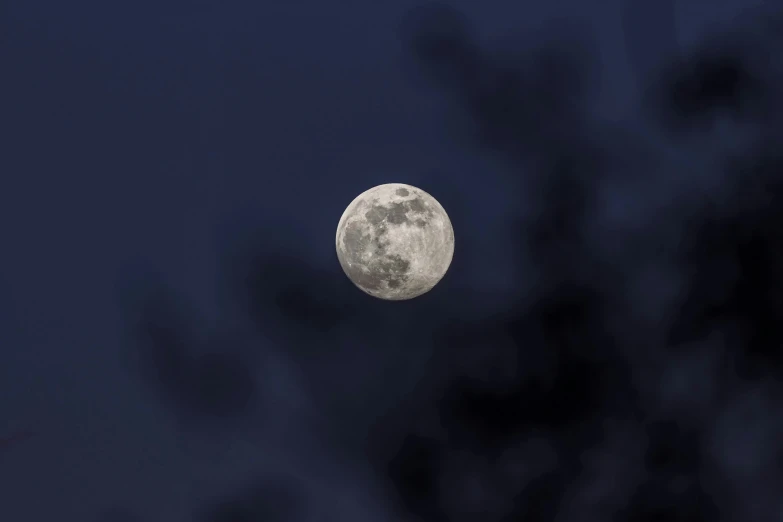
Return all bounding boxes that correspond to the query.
[335,183,454,300]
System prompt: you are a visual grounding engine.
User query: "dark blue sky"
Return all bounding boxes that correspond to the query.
[1,1,782,521]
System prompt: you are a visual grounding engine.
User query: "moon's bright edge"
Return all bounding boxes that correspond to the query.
[335,183,454,300]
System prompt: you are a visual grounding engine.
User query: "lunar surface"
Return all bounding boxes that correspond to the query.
[335,183,455,300]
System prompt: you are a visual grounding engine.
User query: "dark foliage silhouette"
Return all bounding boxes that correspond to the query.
[386,434,447,522]
[364,4,783,522]
[120,4,783,522]
[125,277,258,420]
[667,142,783,380]
[615,421,719,522]
[648,33,768,133]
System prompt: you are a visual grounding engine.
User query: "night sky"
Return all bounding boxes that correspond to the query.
[1,1,782,521]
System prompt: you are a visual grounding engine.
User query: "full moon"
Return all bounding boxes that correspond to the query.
[335,183,454,300]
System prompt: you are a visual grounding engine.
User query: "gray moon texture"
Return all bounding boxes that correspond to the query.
[335,183,455,300]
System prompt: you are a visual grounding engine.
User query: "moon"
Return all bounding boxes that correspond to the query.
[335,183,455,300]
